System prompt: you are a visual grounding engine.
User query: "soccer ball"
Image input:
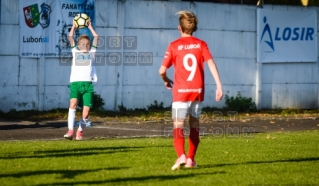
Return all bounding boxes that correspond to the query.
[73,13,90,28]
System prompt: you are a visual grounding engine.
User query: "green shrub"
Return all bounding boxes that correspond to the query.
[147,100,168,111]
[92,92,105,110]
[117,100,170,112]
[225,92,257,112]
[118,103,128,112]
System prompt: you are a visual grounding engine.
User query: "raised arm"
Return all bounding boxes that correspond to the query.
[68,21,77,47]
[207,59,223,101]
[88,19,98,47]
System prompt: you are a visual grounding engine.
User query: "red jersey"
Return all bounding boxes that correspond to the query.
[162,36,213,102]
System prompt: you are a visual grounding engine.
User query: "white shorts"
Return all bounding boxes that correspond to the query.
[172,101,203,119]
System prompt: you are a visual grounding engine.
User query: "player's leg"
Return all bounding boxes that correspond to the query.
[81,106,90,123]
[185,101,202,168]
[171,102,189,170]
[64,83,80,140]
[76,106,90,140]
[76,82,93,140]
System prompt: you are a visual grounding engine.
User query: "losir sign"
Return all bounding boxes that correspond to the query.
[257,9,317,63]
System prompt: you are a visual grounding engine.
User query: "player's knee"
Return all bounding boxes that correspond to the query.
[69,104,77,109]
[69,102,77,109]
[69,99,77,109]
[189,115,199,127]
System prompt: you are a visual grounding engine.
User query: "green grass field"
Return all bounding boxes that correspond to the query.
[0,131,318,186]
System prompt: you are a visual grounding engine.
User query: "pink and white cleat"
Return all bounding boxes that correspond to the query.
[171,154,187,170]
[185,158,197,168]
[76,130,83,140]
[64,130,73,140]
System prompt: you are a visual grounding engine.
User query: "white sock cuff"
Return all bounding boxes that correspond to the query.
[69,108,76,112]
[83,116,90,123]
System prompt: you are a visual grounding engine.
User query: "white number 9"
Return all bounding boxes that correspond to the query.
[183,53,197,81]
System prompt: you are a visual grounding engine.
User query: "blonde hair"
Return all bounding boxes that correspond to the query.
[176,10,198,34]
[78,34,90,44]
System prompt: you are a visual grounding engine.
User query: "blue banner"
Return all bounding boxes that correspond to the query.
[257,9,317,63]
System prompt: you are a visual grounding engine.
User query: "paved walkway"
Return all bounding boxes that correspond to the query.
[0,117,318,141]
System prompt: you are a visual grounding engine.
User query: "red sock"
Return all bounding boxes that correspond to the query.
[188,128,200,161]
[173,128,185,157]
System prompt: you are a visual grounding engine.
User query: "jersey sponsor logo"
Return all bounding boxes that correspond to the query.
[178,44,200,50]
[178,88,202,93]
[76,53,92,60]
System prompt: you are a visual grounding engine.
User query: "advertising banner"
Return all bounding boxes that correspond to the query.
[19,0,95,58]
[257,9,317,63]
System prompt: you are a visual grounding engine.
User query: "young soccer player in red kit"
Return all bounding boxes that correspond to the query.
[159,10,223,170]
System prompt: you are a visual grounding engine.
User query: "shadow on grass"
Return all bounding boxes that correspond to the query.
[0,167,129,179]
[199,156,319,168]
[0,146,144,160]
[34,172,225,185]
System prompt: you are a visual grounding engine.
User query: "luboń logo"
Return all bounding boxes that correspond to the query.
[260,16,315,52]
[23,3,51,28]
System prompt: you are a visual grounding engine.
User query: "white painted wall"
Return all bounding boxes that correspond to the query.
[0,0,318,111]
